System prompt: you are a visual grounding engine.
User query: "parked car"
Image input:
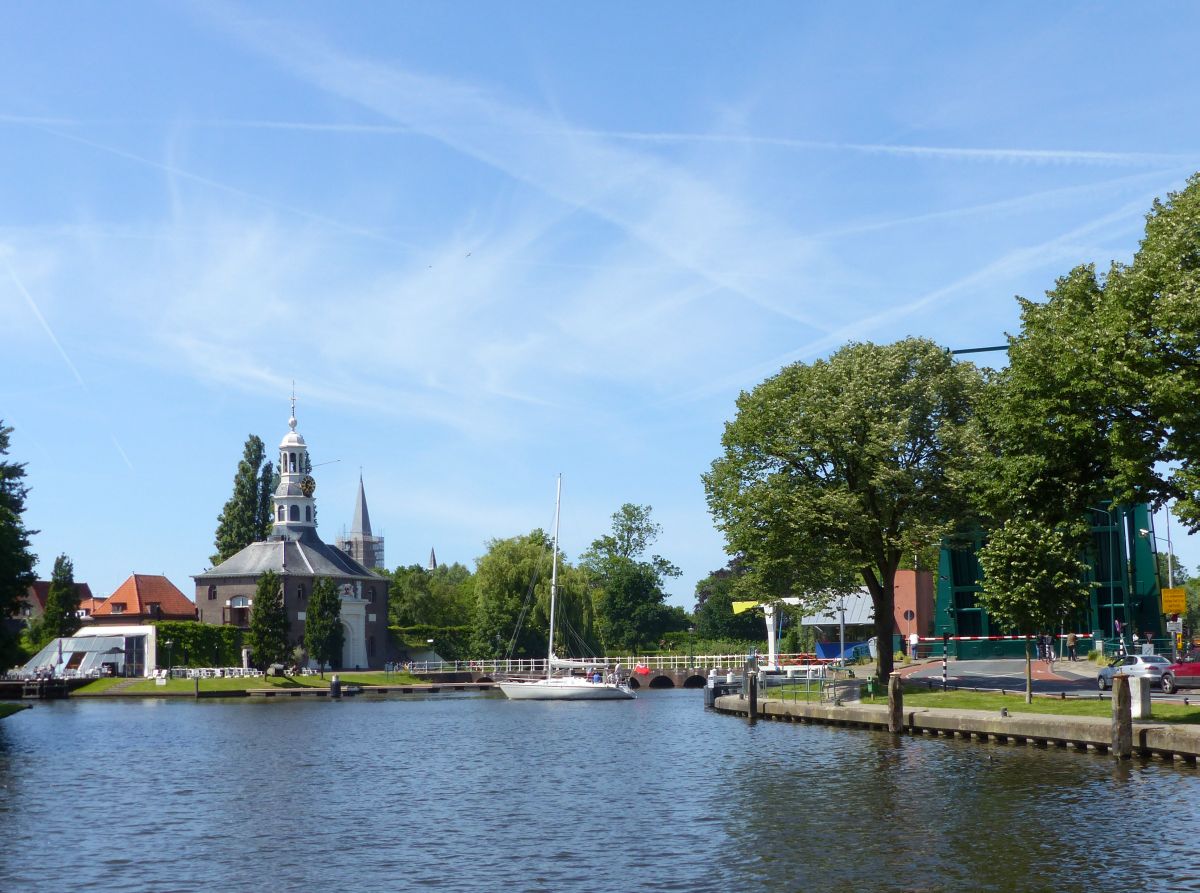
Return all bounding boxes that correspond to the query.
[1097,654,1171,690]
[1161,655,1200,694]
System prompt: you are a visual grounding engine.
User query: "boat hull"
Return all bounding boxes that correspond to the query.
[497,678,636,700]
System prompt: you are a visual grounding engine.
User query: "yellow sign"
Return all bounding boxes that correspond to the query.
[732,601,760,615]
[1161,587,1187,614]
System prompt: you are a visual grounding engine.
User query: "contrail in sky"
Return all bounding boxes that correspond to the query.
[4,258,137,472]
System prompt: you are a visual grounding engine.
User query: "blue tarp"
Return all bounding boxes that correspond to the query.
[816,641,867,660]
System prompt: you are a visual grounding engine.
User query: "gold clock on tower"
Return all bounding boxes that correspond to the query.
[300,475,316,497]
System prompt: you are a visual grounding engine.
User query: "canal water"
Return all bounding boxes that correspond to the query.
[2,690,1199,892]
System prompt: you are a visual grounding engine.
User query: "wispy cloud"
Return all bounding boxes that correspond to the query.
[675,188,1166,402]
[3,256,136,471]
[571,129,1199,168]
[13,111,1187,170]
[196,15,837,333]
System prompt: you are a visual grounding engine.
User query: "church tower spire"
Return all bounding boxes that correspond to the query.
[272,398,317,538]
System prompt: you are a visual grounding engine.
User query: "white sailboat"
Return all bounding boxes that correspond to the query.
[497,476,635,701]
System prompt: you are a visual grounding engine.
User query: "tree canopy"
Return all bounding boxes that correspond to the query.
[247,570,289,669]
[40,553,81,645]
[304,577,343,676]
[0,421,37,669]
[581,503,683,652]
[387,562,474,628]
[705,338,984,681]
[211,435,275,565]
[472,530,594,658]
[693,559,762,641]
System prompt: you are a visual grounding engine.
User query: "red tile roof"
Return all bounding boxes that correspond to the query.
[22,581,94,612]
[91,574,196,620]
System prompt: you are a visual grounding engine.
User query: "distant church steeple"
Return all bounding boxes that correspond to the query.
[336,473,385,570]
[427,547,438,571]
[352,474,372,537]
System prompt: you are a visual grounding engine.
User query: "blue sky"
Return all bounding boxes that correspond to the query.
[3,2,1200,607]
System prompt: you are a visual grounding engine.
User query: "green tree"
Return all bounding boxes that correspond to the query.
[704,338,984,683]
[582,504,681,652]
[0,421,37,669]
[974,515,1093,703]
[472,531,594,658]
[693,559,762,641]
[212,435,271,564]
[256,459,277,539]
[304,577,343,677]
[246,570,289,669]
[978,175,1200,535]
[40,553,80,644]
[388,562,474,628]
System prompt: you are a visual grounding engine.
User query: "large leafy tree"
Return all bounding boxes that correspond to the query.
[0,421,37,669]
[211,435,274,565]
[388,562,474,628]
[705,338,983,683]
[246,570,289,669]
[472,530,593,658]
[304,577,343,677]
[979,175,1200,532]
[582,504,682,652]
[965,176,1200,662]
[40,553,81,644]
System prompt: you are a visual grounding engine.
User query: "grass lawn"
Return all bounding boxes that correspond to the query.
[856,687,1200,724]
[74,671,422,696]
[0,702,29,719]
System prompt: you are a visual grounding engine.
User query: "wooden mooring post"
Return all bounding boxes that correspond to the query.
[1111,675,1132,759]
[888,672,902,734]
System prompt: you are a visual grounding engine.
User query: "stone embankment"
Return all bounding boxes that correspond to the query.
[712,694,1200,764]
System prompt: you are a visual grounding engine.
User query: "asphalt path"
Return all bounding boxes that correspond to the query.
[903,657,1199,703]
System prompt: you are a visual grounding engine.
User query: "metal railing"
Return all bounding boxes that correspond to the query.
[404,652,825,675]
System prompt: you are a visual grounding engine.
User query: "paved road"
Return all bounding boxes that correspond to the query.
[902,657,1197,702]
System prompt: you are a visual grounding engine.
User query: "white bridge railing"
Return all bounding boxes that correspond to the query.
[404,653,823,674]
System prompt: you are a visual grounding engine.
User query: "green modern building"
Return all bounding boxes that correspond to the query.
[934,504,1166,659]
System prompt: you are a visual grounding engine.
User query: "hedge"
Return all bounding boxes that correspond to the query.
[151,621,244,667]
[389,625,472,662]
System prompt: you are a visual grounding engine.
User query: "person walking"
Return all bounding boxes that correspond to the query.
[1066,632,1077,661]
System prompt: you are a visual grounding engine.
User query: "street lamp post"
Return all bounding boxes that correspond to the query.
[164,639,174,678]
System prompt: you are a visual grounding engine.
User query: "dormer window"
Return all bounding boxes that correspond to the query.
[110,602,126,614]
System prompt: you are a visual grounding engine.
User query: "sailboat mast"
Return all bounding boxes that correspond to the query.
[546,474,562,680]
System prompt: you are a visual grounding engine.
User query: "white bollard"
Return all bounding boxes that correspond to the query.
[1130,676,1152,719]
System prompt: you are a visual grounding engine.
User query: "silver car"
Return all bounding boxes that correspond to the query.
[1097,654,1171,690]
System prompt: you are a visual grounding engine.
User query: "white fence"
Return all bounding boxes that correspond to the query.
[405,653,824,675]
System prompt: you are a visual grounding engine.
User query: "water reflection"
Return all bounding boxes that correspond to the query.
[1,694,1198,892]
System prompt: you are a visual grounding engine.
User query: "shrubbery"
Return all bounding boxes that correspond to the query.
[151,621,243,667]
[390,625,472,662]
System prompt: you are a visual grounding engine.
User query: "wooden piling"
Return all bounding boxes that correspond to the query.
[888,672,902,734]
[1112,675,1132,759]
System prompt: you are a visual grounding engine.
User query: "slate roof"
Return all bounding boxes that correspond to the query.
[92,574,195,619]
[195,527,378,581]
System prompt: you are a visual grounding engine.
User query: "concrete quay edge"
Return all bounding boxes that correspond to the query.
[712,695,1200,763]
